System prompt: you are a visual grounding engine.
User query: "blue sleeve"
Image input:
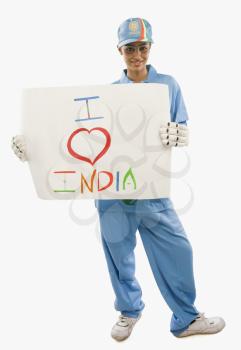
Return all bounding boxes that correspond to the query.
[178,120,187,126]
[170,78,189,123]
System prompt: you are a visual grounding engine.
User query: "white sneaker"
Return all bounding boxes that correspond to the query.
[175,312,226,337]
[111,313,141,341]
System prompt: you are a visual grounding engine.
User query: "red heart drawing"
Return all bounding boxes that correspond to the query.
[67,127,111,165]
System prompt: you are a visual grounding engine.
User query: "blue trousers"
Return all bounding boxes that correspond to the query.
[96,200,200,336]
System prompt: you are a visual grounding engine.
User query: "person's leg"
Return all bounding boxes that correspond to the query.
[137,206,200,335]
[97,208,144,318]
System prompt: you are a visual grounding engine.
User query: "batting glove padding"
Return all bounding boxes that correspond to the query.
[11,135,28,162]
[159,122,189,147]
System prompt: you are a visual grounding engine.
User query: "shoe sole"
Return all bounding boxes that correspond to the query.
[176,320,226,338]
[111,335,129,342]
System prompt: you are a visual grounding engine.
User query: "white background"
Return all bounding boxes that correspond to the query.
[1,0,240,349]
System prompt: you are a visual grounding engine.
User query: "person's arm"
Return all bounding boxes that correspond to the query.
[11,135,28,161]
[159,77,189,148]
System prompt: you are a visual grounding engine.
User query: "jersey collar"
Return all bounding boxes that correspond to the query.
[119,64,158,83]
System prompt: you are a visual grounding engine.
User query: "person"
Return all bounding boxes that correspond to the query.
[11,17,225,342]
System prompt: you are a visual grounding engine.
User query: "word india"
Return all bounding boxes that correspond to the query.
[51,168,137,194]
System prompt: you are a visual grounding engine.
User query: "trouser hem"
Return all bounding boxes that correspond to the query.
[121,311,142,318]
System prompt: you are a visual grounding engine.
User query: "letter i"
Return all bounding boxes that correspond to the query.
[116,171,120,191]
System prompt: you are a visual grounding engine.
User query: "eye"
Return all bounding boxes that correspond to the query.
[139,46,149,53]
[125,46,135,54]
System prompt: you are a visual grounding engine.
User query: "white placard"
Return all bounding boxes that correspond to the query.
[22,84,171,200]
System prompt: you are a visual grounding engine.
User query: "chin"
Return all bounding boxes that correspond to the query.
[129,62,146,70]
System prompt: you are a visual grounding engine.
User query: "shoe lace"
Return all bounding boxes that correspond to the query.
[197,312,216,325]
[117,315,130,327]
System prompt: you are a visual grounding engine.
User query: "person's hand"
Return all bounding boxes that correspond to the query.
[159,122,189,147]
[11,135,28,162]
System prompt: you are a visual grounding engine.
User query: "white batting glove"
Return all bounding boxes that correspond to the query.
[159,122,189,147]
[11,135,28,162]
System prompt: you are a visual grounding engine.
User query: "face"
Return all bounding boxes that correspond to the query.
[118,41,151,71]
